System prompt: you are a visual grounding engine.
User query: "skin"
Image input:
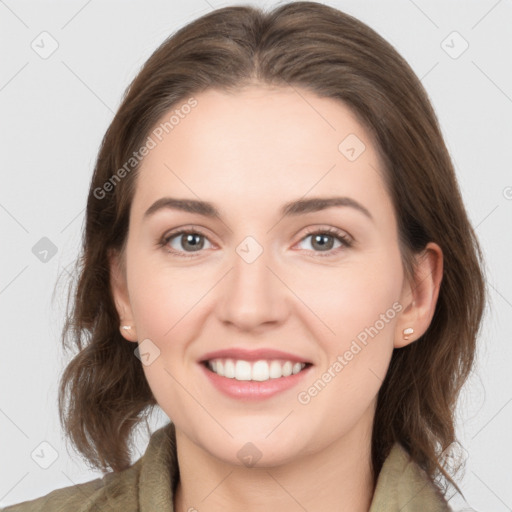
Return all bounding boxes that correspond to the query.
[110,84,443,512]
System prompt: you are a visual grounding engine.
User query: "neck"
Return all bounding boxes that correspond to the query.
[173,418,375,512]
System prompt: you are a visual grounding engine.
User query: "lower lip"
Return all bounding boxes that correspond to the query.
[200,363,312,400]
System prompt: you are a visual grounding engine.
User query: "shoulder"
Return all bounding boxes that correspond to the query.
[1,423,177,512]
[1,461,141,512]
[369,443,452,512]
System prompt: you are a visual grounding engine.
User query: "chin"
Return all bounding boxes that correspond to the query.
[195,424,308,468]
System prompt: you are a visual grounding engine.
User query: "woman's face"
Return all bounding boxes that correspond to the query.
[112,85,420,466]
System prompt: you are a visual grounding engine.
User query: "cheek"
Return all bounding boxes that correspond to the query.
[292,251,402,408]
[291,251,403,348]
[128,251,211,341]
[129,260,213,422]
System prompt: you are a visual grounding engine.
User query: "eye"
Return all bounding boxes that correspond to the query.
[296,227,352,257]
[160,228,214,258]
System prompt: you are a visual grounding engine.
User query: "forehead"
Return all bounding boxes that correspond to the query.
[131,85,392,222]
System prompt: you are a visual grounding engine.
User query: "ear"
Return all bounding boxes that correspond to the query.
[395,242,443,348]
[109,248,138,343]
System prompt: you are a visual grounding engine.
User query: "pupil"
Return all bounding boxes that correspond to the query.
[184,233,203,251]
[313,234,333,251]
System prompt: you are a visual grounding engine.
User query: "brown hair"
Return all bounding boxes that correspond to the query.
[57,0,486,494]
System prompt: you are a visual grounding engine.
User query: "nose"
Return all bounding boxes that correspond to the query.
[216,241,290,332]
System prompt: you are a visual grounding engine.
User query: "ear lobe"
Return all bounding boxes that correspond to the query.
[109,248,138,342]
[394,242,443,349]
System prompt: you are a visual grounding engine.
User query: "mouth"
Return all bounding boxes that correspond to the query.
[198,348,313,399]
[203,358,312,382]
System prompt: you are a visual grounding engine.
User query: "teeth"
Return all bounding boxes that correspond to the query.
[252,360,269,381]
[206,358,307,381]
[235,360,252,381]
[224,359,235,378]
[282,361,293,377]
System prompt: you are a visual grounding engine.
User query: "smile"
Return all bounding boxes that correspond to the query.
[205,358,309,381]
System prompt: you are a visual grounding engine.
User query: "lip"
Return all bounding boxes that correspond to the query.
[199,347,312,364]
[200,362,312,400]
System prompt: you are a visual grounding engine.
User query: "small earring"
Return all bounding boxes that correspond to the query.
[121,325,132,331]
[403,327,414,340]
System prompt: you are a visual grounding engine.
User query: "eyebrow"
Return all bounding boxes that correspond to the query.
[143,196,373,222]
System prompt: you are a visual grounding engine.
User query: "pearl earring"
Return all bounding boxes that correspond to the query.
[403,327,414,340]
[121,325,132,331]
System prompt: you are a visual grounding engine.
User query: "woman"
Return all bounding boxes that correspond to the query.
[3,2,485,511]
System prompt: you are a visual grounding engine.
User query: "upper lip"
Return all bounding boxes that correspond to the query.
[199,348,312,364]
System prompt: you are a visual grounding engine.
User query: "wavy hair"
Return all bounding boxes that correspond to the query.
[57,1,486,494]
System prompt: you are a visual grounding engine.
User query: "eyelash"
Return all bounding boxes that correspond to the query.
[158,226,353,259]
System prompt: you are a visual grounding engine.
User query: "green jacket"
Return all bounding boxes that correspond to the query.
[2,423,451,511]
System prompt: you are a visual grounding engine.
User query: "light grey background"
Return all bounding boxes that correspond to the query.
[1,0,511,510]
